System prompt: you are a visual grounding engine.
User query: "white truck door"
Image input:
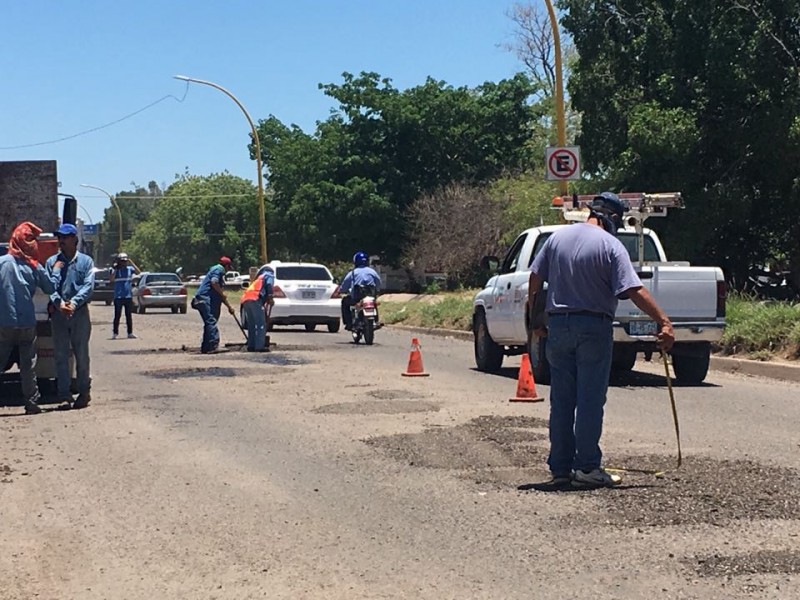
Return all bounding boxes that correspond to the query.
[510,231,550,342]
[488,233,529,342]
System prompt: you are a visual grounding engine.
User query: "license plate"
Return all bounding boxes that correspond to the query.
[301,291,316,299]
[628,320,657,336]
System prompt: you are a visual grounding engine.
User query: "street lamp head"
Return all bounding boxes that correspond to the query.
[174,75,191,82]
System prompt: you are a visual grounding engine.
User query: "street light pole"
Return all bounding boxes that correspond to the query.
[544,0,569,196]
[174,75,268,264]
[81,184,122,253]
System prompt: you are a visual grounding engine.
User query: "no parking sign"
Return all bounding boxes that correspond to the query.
[545,146,581,181]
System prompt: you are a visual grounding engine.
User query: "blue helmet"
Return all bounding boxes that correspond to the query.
[353,251,369,267]
[590,191,627,235]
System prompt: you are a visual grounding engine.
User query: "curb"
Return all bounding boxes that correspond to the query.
[388,325,800,383]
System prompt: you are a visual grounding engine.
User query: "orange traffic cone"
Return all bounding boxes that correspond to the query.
[402,337,430,377]
[509,353,543,402]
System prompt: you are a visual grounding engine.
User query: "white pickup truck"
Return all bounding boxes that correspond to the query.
[472,193,727,384]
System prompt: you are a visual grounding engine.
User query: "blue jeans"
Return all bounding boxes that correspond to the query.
[52,307,92,400]
[0,327,40,407]
[545,313,613,476]
[242,301,266,351]
[194,297,219,353]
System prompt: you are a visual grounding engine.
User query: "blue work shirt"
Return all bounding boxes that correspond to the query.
[340,266,381,295]
[258,270,274,304]
[112,265,136,299]
[0,255,61,328]
[46,251,96,310]
[530,223,641,318]
[196,264,226,302]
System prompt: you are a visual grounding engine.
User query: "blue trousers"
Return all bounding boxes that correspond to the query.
[52,307,92,400]
[194,297,220,353]
[242,301,266,351]
[545,313,613,476]
[0,326,40,407]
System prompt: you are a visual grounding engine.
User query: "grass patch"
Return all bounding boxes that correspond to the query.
[719,293,800,359]
[381,294,474,331]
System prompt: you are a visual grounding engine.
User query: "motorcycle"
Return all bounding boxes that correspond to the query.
[350,284,379,345]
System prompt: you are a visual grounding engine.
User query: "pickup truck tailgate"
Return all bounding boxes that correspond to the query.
[617,265,723,320]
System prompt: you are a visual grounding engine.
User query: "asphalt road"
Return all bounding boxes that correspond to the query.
[1,305,799,599]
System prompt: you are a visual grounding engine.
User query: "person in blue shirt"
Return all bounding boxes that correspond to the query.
[109,252,140,340]
[528,192,674,489]
[192,256,236,353]
[0,222,62,414]
[339,251,382,331]
[46,223,95,409]
[240,266,274,352]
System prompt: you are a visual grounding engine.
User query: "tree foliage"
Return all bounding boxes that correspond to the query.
[559,0,800,285]
[125,173,258,274]
[95,181,162,265]
[254,72,543,264]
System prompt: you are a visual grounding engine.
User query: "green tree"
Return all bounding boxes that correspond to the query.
[125,173,258,274]
[254,72,543,264]
[559,0,800,285]
[96,181,162,265]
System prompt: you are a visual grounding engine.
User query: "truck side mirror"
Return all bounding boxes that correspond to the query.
[480,256,500,272]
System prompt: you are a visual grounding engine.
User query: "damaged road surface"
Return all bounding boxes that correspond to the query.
[1,306,799,599]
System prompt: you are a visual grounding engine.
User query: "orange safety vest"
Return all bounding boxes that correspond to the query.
[241,277,264,303]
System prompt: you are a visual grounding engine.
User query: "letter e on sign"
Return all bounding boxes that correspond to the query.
[545,146,581,181]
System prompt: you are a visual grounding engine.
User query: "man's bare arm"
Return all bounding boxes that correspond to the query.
[626,287,675,351]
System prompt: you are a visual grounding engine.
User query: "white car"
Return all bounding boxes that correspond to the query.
[240,261,341,332]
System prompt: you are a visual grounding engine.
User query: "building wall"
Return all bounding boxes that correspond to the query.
[0,160,59,240]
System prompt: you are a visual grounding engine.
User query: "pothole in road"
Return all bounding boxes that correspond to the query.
[241,352,310,366]
[144,367,240,379]
[367,389,425,400]
[591,455,800,527]
[110,348,185,356]
[365,415,548,470]
[314,400,440,415]
[684,549,800,577]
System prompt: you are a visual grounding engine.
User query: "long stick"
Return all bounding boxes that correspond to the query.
[661,349,682,468]
[231,311,248,342]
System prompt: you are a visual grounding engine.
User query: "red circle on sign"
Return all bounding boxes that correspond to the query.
[548,149,578,179]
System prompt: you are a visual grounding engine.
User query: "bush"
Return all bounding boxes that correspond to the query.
[719,292,800,357]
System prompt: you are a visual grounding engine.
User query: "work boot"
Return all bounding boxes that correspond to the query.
[24,402,42,415]
[127,333,137,339]
[112,333,118,340]
[72,393,91,410]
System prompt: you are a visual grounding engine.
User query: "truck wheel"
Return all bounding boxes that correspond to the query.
[672,351,710,384]
[171,306,179,314]
[611,347,637,372]
[474,312,503,372]
[138,303,146,314]
[527,327,550,385]
[105,300,112,306]
[304,324,317,332]
[179,305,187,314]
[327,321,340,333]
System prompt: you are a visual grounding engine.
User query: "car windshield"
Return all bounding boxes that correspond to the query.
[145,273,181,285]
[93,269,110,282]
[275,266,331,281]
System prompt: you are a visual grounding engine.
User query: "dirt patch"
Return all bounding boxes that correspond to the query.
[240,353,310,366]
[685,549,800,577]
[1,464,12,483]
[315,400,440,415]
[580,454,800,527]
[365,415,548,471]
[144,367,240,379]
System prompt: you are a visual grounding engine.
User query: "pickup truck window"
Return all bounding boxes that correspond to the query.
[617,233,661,262]
[501,234,528,273]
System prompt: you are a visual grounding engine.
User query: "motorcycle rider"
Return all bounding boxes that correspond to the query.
[339,251,382,331]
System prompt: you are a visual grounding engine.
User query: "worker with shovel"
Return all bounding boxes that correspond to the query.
[192,256,236,354]
[240,266,274,352]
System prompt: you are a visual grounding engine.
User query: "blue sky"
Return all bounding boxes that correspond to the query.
[1,1,527,224]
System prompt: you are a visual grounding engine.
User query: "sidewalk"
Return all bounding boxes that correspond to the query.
[389,324,800,383]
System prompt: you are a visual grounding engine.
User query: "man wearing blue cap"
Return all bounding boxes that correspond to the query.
[528,192,675,489]
[46,223,95,409]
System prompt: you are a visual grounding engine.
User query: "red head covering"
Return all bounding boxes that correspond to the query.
[219,256,233,267]
[8,222,42,268]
